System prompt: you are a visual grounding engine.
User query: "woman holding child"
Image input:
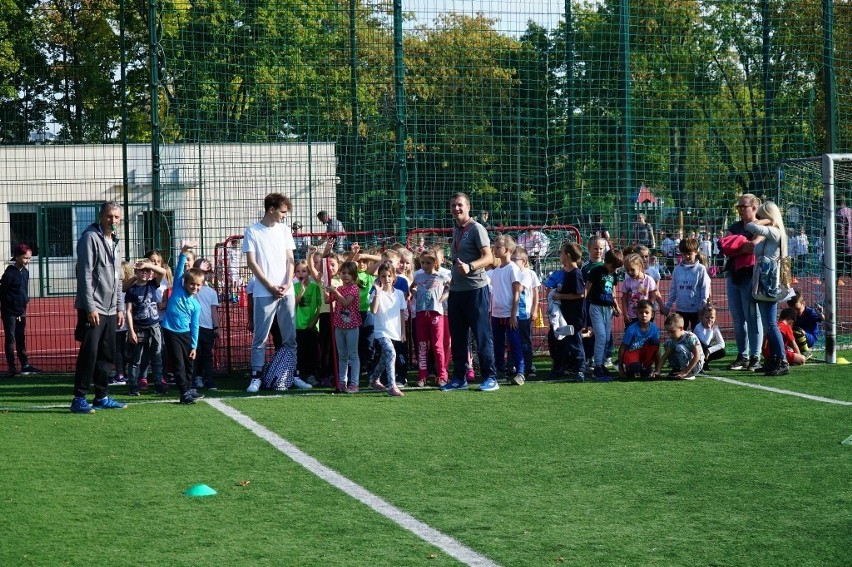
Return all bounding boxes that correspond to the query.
[721,193,763,371]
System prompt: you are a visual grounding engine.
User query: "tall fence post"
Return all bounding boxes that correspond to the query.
[394,0,408,242]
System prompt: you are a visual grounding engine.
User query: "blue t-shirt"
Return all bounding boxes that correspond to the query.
[161,253,202,348]
[795,306,822,341]
[394,275,410,297]
[125,280,161,327]
[622,322,660,352]
[587,264,616,307]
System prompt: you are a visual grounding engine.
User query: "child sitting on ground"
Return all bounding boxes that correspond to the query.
[618,299,660,379]
[692,305,726,373]
[787,292,824,354]
[761,307,806,369]
[655,313,704,380]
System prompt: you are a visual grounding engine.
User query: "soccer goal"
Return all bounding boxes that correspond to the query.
[777,153,852,363]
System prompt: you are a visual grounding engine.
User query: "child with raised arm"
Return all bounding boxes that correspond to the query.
[584,249,623,381]
[125,258,167,395]
[655,313,704,380]
[693,305,725,372]
[663,238,711,330]
[410,248,450,387]
[0,244,39,376]
[191,258,220,391]
[326,261,362,392]
[161,242,204,404]
[368,262,408,396]
[545,242,586,381]
[294,259,322,385]
[620,252,662,326]
[618,299,660,379]
[309,249,341,386]
[490,235,525,385]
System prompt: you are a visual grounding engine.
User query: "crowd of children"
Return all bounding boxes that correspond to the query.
[1,228,827,392]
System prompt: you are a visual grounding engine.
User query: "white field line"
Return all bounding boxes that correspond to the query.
[204,397,500,567]
[703,375,852,406]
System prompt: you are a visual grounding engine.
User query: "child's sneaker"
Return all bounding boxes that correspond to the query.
[510,372,525,386]
[370,380,386,391]
[574,371,585,383]
[437,377,449,387]
[416,378,426,388]
[388,386,404,397]
[346,384,360,394]
[128,388,140,397]
[4,365,17,377]
[593,366,612,382]
[139,377,148,390]
[109,374,127,386]
[154,380,168,395]
[69,396,95,414]
[92,396,127,409]
[179,391,196,404]
[20,364,41,375]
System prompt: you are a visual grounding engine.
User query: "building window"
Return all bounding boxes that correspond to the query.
[9,210,38,257]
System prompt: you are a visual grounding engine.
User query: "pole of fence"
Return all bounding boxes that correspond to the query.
[393,0,408,242]
[619,0,634,242]
[822,154,837,364]
[823,0,836,153]
[149,0,162,255]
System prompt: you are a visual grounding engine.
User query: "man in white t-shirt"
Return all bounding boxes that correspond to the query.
[243,193,297,392]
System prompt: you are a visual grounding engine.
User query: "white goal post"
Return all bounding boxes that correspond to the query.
[777,153,852,364]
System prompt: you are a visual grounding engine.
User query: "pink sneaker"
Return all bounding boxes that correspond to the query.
[370,380,386,391]
[139,377,148,390]
[388,386,404,397]
[346,384,360,394]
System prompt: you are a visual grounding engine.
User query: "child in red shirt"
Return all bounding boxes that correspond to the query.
[761,307,806,367]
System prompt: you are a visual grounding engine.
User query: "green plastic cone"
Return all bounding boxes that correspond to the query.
[184,484,217,497]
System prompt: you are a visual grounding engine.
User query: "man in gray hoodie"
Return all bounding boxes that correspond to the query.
[70,201,127,413]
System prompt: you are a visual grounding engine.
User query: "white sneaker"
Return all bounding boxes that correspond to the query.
[604,357,615,368]
[292,376,313,390]
[246,378,261,393]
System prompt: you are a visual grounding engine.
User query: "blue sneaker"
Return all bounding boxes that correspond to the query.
[70,397,95,414]
[92,396,127,410]
[479,377,500,392]
[440,379,469,391]
[574,371,585,383]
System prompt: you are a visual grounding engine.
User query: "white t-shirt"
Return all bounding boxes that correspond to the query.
[195,284,219,329]
[490,261,522,318]
[370,287,407,342]
[242,221,296,298]
[517,267,541,321]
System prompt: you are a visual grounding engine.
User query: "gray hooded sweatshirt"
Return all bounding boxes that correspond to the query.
[75,223,124,316]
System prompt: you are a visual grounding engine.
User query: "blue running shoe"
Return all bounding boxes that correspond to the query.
[92,396,127,410]
[574,371,585,383]
[440,379,469,391]
[479,377,500,392]
[70,397,95,414]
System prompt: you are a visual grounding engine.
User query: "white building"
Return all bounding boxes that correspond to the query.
[0,143,337,297]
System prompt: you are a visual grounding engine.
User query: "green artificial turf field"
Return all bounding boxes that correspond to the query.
[1,355,849,566]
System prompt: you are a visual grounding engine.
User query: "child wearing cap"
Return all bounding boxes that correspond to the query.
[0,244,39,376]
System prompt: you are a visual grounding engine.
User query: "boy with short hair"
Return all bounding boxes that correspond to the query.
[490,235,525,385]
[761,307,806,371]
[161,242,205,404]
[512,247,540,379]
[618,299,660,379]
[544,242,586,381]
[787,292,824,354]
[655,313,704,380]
[191,257,220,390]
